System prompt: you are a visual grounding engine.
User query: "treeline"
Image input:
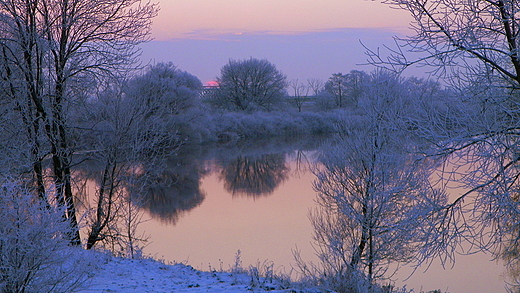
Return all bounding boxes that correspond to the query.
[104,58,455,145]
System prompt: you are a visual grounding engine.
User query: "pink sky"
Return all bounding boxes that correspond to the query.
[140,1,416,85]
[152,0,411,40]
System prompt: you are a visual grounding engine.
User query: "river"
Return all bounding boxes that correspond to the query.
[131,136,510,293]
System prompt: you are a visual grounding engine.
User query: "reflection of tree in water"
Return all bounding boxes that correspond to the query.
[502,244,520,290]
[451,139,520,291]
[128,155,207,225]
[74,156,206,226]
[311,133,445,285]
[219,153,289,198]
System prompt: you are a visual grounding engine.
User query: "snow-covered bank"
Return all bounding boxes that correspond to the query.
[79,254,320,293]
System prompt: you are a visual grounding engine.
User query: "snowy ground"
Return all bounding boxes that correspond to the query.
[78,253,320,293]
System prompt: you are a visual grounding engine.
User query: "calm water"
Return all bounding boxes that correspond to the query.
[135,137,509,293]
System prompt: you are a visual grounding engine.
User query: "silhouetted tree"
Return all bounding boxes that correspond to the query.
[324,73,349,109]
[307,78,324,98]
[213,58,288,111]
[321,71,370,110]
[289,79,310,112]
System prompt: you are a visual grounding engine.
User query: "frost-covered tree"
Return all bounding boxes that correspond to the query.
[213,58,288,111]
[0,0,158,244]
[125,62,202,115]
[313,107,444,287]
[373,0,520,89]
[294,77,449,291]
[365,2,520,273]
[74,80,180,251]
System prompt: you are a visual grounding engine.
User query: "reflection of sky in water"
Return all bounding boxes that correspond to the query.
[139,154,318,274]
[137,148,507,293]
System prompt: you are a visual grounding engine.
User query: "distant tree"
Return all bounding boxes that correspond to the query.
[125,62,202,115]
[289,79,310,112]
[321,71,370,110]
[345,70,370,106]
[307,78,325,98]
[324,73,349,109]
[213,58,288,111]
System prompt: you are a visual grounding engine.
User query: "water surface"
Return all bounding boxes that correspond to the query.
[136,137,510,293]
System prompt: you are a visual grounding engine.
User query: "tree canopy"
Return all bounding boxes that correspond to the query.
[213,58,288,111]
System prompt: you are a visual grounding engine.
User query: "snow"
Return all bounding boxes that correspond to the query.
[79,253,319,293]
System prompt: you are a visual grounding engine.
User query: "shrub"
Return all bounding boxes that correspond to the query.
[209,110,345,140]
[0,180,94,292]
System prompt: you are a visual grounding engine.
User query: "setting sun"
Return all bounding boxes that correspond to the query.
[205,80,219,87]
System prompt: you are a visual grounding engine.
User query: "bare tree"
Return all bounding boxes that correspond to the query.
[289,79,309,112]
[371,0,520,89]
[366,2,520,268]
[213,58,288,111]
[305,89,445,290]
[307,78,324,98]
[0,0,158,244]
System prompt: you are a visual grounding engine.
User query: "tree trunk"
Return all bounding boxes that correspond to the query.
[86,161,116,249]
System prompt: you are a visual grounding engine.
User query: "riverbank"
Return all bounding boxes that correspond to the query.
[79,253,320,293]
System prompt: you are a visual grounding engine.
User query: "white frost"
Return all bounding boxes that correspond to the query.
[79,253,318,292]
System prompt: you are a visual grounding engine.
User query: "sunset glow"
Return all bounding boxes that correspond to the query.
[139,1,415,83]
[152,0,411,40]
[205,80,219,87]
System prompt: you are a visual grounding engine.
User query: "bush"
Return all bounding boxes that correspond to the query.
[209,110,345,140]
[0,180,94,292]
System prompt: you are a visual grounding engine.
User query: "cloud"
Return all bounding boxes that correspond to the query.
[139,28,417,84]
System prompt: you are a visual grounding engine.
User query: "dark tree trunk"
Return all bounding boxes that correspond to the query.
[86,161,116,249]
